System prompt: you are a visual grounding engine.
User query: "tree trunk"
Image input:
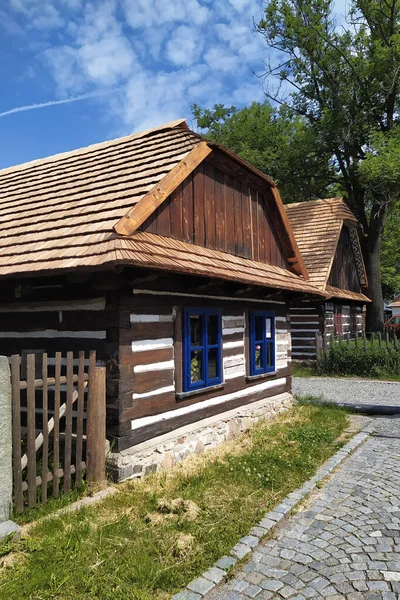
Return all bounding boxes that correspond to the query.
[364,203,388,331]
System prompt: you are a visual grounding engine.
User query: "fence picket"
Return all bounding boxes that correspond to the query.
[346,332,350,346]
[41,353,49,504]
[64,351,74,494]
[27,354,36,508]
[11,355,23,514]
[378,332,382,346]
[10,348,104,513]
[75,351,85,490]
[394,332,398,350]
[53,352,61,499]
[363,331,367,350]
[87,353,106,483]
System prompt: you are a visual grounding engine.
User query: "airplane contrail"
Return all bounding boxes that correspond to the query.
[0,87,123,118]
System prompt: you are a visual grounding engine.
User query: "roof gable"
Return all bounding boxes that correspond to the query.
[0,119,319,295]
[285,198,367,294]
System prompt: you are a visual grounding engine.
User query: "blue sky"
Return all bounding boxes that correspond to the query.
[0,0,269,169]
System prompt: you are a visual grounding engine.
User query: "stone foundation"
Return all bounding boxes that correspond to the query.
[107,392,293,481]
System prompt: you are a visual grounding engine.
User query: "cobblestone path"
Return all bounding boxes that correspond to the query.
[208,418,400,600]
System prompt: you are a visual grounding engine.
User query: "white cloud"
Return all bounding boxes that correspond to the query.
[166,25,201,67]
[123,0,210,29]
[44,0,136,92]
[10,0,64,29]
[204,46,240,73]
[232,81,265,103]
[77,35,135,86]
[8,0,269,137]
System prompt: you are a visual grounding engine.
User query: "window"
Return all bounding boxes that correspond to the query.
[350,306,357,334]
[249,311,275,376]
[183,309,222,392]
[334,306,343,335]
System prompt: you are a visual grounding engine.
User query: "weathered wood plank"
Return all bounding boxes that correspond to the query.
[203,163,216,248]
[41,353,49,504]
[114,142,212,235]
[87,359,106,482]
[52,352,61,498]
[27,354,36,508]
[64,351,74,494]
[75,351,85,490]
[169,183,183,239]
[182,174,194,243]
[193,165,205,246]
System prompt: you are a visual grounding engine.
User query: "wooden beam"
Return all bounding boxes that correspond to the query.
[114,142,212,236]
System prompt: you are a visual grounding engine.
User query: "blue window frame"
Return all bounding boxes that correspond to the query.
[249,311,275,376]
[183,308,222,392]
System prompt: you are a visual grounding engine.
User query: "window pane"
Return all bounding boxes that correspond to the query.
[191,350,203,383]
[255,315,264,341]
[208,347,219,380]
[266,343,273,367]
[190,314,203,346]
[266,318,272,339]
[255,343,263,369]
[208,314,219,345]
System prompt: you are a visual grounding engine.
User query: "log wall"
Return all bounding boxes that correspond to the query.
[0,281,120,432]
[290,300,364,360]
[115,288,292,451]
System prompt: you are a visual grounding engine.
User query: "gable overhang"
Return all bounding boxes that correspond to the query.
[114,138,309,281]
[323,219,368,290]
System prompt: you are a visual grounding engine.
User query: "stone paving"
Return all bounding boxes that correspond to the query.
[207,417,400,600]
[293,377,400,411]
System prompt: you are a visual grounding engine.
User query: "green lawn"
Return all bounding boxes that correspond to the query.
[0,404,349,600]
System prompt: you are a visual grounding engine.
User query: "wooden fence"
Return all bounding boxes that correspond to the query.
[315,330,399,360]
[11,350,106,513]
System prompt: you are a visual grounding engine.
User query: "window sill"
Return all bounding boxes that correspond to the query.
[176,383,225,401]
[246,371,277,382]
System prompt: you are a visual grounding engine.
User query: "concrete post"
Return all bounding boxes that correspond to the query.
[0,357,20,539]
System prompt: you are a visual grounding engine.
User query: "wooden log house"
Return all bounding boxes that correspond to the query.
[0,119,325,479]
[285,198,370,360]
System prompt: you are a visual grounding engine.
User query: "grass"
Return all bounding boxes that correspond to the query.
[13,487,87,526]
[292,360,400,382]
[292,363,316,377]
[0,403,349,600]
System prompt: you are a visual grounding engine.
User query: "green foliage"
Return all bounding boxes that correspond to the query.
[359,129,400,204]
[317,341,400,378]
[0,405,348,600]
[192,101,338,203]
[257,0,400,328]
[381,199,400,299]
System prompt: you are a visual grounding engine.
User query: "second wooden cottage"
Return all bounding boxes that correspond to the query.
[0,120,324,479]
[285,198,370,360]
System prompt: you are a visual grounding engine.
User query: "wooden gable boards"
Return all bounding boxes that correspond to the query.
[114,134,308,281]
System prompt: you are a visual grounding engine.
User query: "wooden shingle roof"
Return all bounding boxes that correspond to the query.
[0,119,323,297]
[285,198,369,302]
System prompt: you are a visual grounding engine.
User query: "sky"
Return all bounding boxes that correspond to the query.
[0,0,269,169]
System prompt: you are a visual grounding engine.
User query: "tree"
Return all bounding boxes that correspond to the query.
[381,200,400,300]
[256,0,400,330]
[192,101,337,202]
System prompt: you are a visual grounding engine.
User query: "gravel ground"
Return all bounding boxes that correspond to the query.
[293,376,400,410]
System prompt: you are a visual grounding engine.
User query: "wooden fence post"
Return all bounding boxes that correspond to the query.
[0,356,20,538]
[86,364,106,483]
[11,355,23,514]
